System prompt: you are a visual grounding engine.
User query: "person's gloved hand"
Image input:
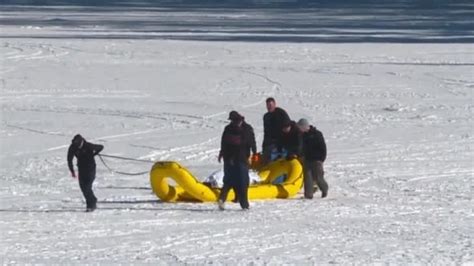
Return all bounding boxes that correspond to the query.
[251,153,260,163]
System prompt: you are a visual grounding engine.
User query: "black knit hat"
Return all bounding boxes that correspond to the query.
[228,110,243,121]
[72,134,84,145]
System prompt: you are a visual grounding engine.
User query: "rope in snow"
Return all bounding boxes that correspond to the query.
[99,154,152,163]
[98,154,151,176]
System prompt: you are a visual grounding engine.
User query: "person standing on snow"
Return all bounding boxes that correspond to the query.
[218,111,255,210]
[262,97,290,164]
[67,134,104,212]
[234,115,257,203]
[296,118,328,199]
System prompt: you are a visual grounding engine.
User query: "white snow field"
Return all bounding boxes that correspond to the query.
[1,3,473,265]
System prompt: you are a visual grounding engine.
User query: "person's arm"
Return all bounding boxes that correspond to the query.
[262,113,270,149]
[280,108,290,122]
[319,132,327,162]
[92,143,104,155]
[218,127,227,162]
[67,145,76,177]
[249,125,257,155]
[297,132,303,157]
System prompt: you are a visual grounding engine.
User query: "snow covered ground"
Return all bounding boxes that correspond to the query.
[1,4,473,264]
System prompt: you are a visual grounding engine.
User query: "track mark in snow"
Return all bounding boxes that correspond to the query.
[4,105,220,129]
[240,69,282,90]
[46,128,165,152]
[139,137,219,161]
[5,123,67,137]
[3,42,70,61]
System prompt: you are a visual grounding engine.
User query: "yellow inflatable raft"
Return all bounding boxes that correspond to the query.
[149,158,303,202]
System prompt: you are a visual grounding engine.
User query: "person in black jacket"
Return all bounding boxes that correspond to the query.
[262,97,290,164]
[234,116,257,203]
[279,120,303,160]
[67,134,104,212]
[218,111,255,210]
[297,119,328,199]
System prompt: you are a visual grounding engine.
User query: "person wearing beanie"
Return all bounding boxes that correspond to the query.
[262,97,290,164]
[217,111,256,210]
[296,118,328,199]
[278,119,303,160]
[67,134,104,212]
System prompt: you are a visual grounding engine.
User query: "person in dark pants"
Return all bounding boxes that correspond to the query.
[262,97,290,164]
[218,111,255,210]
[67,134,104,212]
[296,119,328,199]
[233,116,257,203]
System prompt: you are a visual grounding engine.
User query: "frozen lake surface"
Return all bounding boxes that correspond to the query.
[0,3,473,264]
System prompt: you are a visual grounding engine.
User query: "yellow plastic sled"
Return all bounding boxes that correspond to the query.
[149,159,303,202]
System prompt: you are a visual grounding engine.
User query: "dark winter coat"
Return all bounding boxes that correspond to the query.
[263,107,290,147]
[67,141,104,172]
[278,121,302,157]
[220,121,256,164]
[302,126,327,162]
[243,121,257,157]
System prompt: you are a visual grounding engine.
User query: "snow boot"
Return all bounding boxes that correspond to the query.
[218,199,225,211]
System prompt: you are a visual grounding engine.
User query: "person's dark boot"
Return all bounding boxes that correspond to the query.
[86,204,97,212]
[321,191,328,198]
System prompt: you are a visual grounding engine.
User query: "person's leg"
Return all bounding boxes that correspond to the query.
[218,163,232,209]
[303,160,314,199]
[262,144,272,165]
[236,162,250,209]
[218,184,231,208]
[232,193,239,203]
[227,163,242,206]
[90,167,97,208]
[78,168,96,210]
[78,175,89,208]
[313,161,328,198]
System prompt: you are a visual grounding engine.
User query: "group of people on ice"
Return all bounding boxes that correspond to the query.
[217,97,327,210]
[66,97,327,212]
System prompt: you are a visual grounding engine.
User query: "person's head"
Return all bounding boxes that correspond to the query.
[71,134,84,148]
[266,97,276,112]
[296,118,310,133]
[281,120,292,134]
[228,110,244,126]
